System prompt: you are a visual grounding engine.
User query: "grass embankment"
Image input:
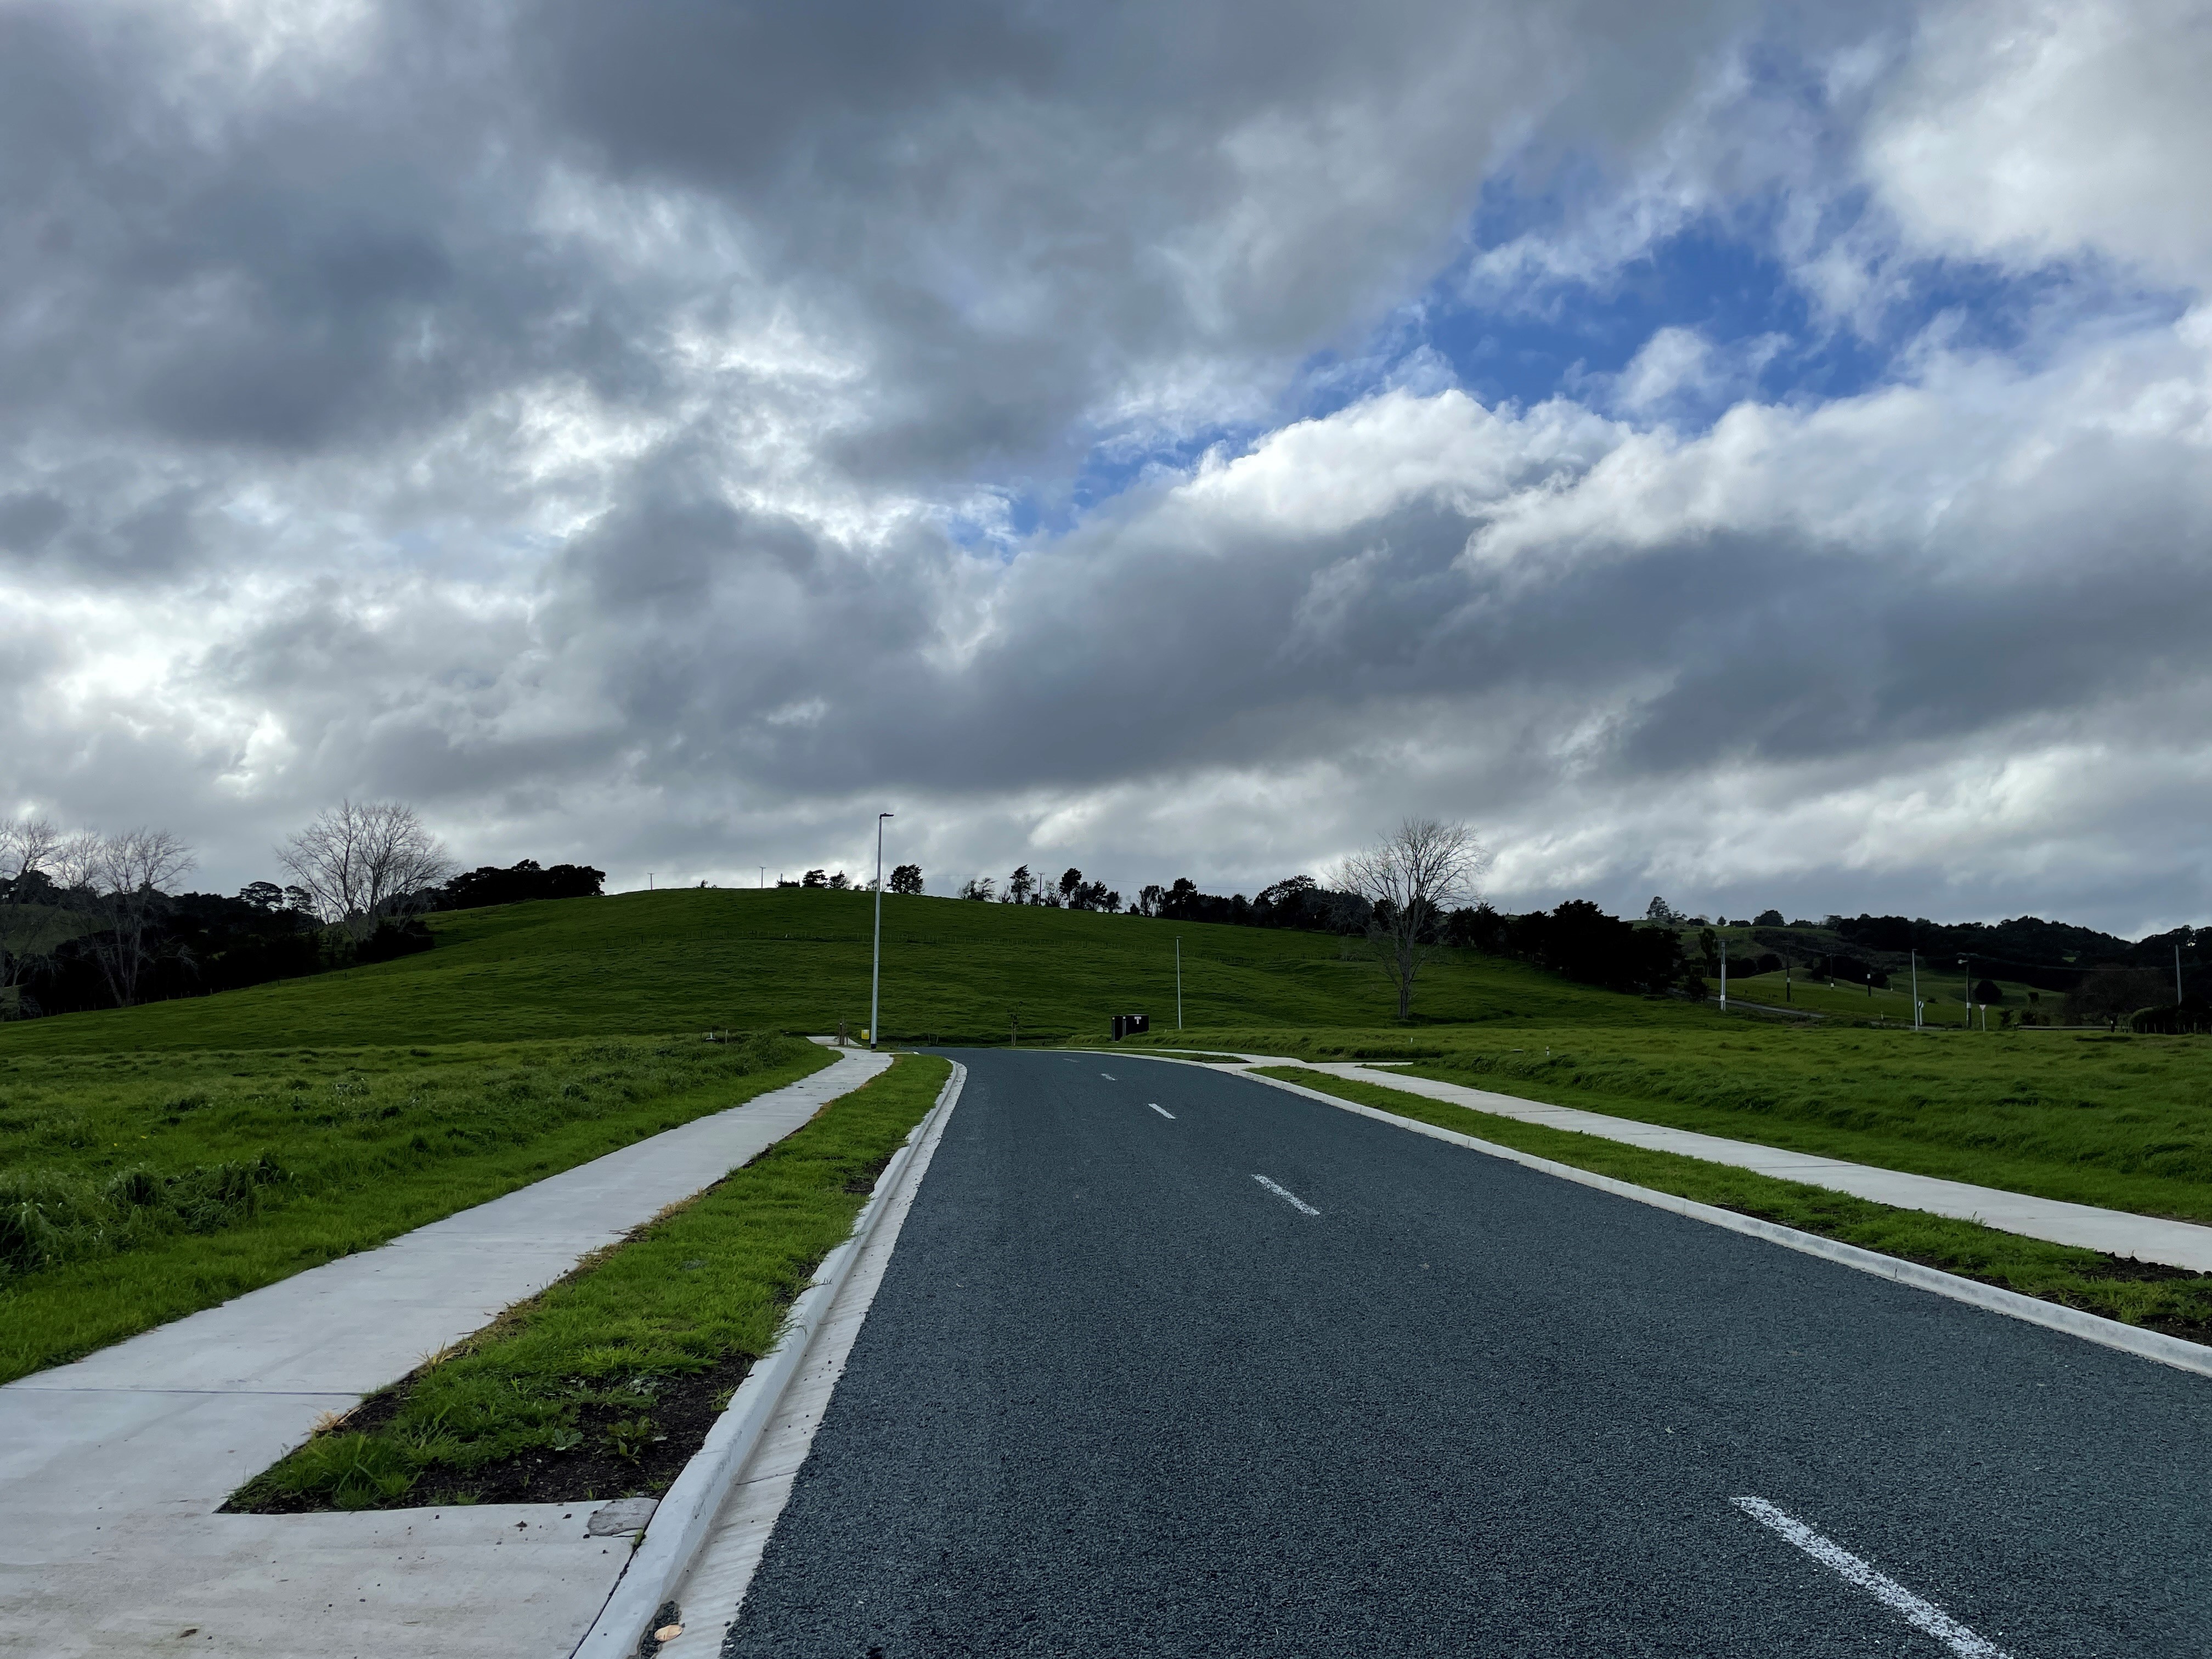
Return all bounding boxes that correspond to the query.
[230,1052,950,1512]
[1158,1025,2212,1226]
[1714,967,2052,1027]
[1258,1068,2212,1342]
[0,887,1696,1054]
[0,1032,828,1383]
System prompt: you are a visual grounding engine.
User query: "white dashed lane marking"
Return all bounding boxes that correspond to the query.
[1251,1174,1320,1216]
[1149,1104,1175,1119]
[1730,1498,2013,1659]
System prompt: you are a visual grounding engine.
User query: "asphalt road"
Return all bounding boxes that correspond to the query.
[721,1049,2210,1657]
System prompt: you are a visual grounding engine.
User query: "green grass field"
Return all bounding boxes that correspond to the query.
[1714,967,2057,1027]
[10,886,2210,1385]
[1144,1024,2212,1224]
[0,887,1673,1053]
[0,1031,828,1382]
[231,1053,950,1511]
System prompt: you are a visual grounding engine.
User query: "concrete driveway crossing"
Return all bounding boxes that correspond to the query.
[720,1048,2208,1657]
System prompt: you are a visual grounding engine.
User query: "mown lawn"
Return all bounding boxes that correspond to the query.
[0,887,1697,1055]
[1171,1025,2212,1224]
[0,1031,829,1382]
[1259,1067,2212,1340]
[231,1052,951,1511]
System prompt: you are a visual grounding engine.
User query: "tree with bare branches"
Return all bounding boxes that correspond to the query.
[1336,818,1491,1020]
[77,828,196,1007]
[278,801,454,941]
[0,815,63,994]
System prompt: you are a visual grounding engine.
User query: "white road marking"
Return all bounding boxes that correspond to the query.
[1149,1104,1175,1119]
[1252,1174,1319,1215]
[1101,1073,1116,1080]
[1729,1498,2013,1658]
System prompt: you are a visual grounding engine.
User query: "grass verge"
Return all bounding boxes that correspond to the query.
[0,1032,828,1383]
[1170,1024,2212,1226]
[1253,1066,2212,1345]
[227,1052,951,1513]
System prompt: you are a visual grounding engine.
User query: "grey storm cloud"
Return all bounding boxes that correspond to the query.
[3,0,2210,933]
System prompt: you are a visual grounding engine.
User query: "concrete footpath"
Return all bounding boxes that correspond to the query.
[0,1045,890,1659]
[1185,1053,2212,1273]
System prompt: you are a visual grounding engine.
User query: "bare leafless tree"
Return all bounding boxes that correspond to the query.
[76,828,196,1007]
[1336,818,1491,1021]
[0,815,63,992]
[277,800,454,940]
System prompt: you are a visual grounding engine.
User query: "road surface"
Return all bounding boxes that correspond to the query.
[720,1048,2207,1657]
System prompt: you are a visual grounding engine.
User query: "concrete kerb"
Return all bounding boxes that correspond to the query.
[1239,1069,2212,1383]
[571,1059,970,1659]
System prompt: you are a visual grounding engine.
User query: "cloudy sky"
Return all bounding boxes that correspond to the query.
[4,0,2210,933]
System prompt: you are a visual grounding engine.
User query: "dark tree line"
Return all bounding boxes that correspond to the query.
[2,855,604,1022]
[1446,901,1686,994]
[435,860,606,909]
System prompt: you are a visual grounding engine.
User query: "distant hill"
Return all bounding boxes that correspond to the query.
[0,887,1708,1054]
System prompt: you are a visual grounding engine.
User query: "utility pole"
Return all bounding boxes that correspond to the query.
[1176,937,1183,1030]
[2177,938,2188,1006]
[1911,950,1920,1030]
[869,812,893,1051]
[1719,936,1726,1009]
[759,867,765,889]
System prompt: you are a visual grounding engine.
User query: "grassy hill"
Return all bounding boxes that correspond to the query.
[0,887,1686,1054]
[9,885,2212,1382]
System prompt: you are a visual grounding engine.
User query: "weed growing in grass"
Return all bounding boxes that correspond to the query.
[1259,1067,2212,1341]
[230,1053,952,1511]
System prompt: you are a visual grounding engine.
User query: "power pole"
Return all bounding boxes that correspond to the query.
[1911,950,1920,1029]
[1176,937,1183,1030]
[1719,935,1726,1009]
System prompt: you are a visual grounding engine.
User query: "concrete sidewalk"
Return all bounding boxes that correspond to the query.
[0,1046,890,1659]
[1154,1051,2212,1274]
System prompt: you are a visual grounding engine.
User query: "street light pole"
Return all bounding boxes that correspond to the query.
[870,813,893,1050]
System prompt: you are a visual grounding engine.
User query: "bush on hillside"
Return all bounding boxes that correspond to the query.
[434,860,605,910]
[1471,900,1683,994]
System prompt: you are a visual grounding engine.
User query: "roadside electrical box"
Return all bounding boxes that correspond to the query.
[1111,1013,1150,1040]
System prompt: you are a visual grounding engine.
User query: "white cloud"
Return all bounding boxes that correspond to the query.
[6,0,2212,941]
[1865,0,2212,289]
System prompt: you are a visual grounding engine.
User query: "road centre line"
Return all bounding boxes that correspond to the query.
[1101,1073,1117,1080]
[1149,1104,1175,1119]
[1252,1174,1320,1216]
[1729,1498,2012,1658]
